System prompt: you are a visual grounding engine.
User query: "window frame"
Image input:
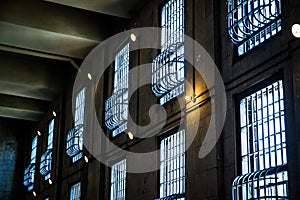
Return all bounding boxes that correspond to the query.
[23,135,38,191]
[152,0,185,105]
[40,118,55,180]
[157,128,186,200]
[227,0,282,56]
[233,73,289,199]
[66,87,86,163]
[104,43,130,137]
[69,181,81,200]
[110,159,127,200]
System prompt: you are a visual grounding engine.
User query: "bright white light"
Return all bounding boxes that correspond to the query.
[88,73,92,80]
[185,96,192,101]
[130,33,136,42]
[292,24,300,38]
[37,131,41,136]
[48,179,52,185]
[33,191,36,196]
[128,131,134,140]
[84,156,89,163]
[52,111,56,117]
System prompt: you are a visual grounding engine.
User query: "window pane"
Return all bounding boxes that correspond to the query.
[110,159,126,200]
[159,129,185,199]
[70,182,81,200]
[105,44,129,137]
[232,79,288,200]
[152,0,185,105]
[227,0,281,55]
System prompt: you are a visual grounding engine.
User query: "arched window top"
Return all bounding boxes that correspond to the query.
[227,0,281,55]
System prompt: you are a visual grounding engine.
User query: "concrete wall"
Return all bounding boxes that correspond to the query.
[0,118,31,200]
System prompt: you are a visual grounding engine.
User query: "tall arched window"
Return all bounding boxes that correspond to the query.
[40,119,54,180]
[23,136,38,191]
[105,44,129,137]
[232,79,289,199]
[152,0,184,105]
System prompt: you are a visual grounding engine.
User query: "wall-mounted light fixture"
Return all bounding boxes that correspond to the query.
[84,156,89,163]
[292,24,300,38]
[88,73,92,80]
[128,131,134,140]
[37,131,41,136]
[185,93,196,103]
[130,33,137,42]
[32,191,37,197]
[52,111,57,117]
[48,179,53,185]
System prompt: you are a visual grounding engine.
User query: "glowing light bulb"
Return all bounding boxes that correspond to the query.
[128,132,134,140]
[88,73,92,80]
[130,33,136,42]
[292,24,300,38]
[84,156,89,163]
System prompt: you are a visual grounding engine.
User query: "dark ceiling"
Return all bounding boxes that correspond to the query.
[0,0,144,121]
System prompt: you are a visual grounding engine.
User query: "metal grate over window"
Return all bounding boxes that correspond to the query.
[105,44,129,137]
[158,129,185,200]
[152,0,184,105]
[66,88,86,163]
[24,136,38,191]
[110,159,126,200]
[232,80,289,199]
[227,0,281,55]
[40,119,54,180]
[70,182,81,200]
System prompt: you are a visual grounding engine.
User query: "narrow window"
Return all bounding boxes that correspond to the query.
[70,182,81,200]
[110,159,126,200]
[152,0,185,105]
[232,79,289,199]
[40,119,55,180]
[66,87,86,162]
[105,44,129,137]
[24,136,38,191]
[158,129,185,200]
[227,0,281,55]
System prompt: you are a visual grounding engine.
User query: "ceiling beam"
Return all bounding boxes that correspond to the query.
[0,22,99,59]
[0,94,49,121]
[0,45,79,70]
[0,51,71,100]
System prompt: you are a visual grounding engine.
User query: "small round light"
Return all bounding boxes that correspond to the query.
[128,131,134,140]
[88,73,92,80]
[37,131,41,136]
[52,111,56,117]
[33,191,37,196]
[185,96,192,101]
[130,33,136,42]
[292,24,300,38]
[84,156,89,163]
[48,179,52,185]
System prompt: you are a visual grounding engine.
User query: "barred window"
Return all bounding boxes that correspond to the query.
[70,182,81,200]
[40,119,54,180]
[66,88,86,163]
[232,79,289,199]
[110,159,126,200]
[158,129,185,200]
[227,0,281,55]
[105,44,129,137]
[24,136,38,191]
[152,0,184,105]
